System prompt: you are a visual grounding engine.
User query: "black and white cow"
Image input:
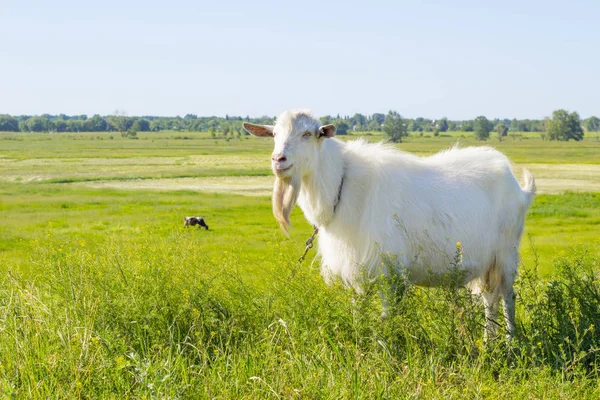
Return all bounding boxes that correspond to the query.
[184,216,209,230]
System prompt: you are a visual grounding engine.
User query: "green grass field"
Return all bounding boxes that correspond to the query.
[1,132,599,398]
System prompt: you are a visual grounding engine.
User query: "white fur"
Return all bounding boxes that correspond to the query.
[247,110,536,340]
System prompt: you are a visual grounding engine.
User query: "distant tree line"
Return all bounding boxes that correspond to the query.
[0,110,597,141]
[0,113,276,138]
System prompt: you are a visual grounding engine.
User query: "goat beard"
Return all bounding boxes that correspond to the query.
[272,174,301,234]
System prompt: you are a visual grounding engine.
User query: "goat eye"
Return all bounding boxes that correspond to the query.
[302,132,311,138]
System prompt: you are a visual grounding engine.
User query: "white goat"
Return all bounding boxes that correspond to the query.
[243,110,535,340]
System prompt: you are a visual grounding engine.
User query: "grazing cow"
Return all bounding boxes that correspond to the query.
[184,216,209,230]
[243,109,535,340]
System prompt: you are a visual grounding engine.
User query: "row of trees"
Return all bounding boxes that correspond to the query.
[1,111,598,141]
[381,110,594,142]
[320,114,600,134]
[0,112,275,135]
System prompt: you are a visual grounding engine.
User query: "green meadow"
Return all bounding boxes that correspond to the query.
[1,131,599,398]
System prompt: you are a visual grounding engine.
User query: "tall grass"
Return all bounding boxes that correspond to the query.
[1,235,599,398]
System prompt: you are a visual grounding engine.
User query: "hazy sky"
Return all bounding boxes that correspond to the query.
[1,1,598,119]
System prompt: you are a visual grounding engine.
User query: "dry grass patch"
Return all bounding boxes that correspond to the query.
[68,164,600,196]
[519,164,600,194]
[74,176,274,196]
[0,155,270,183]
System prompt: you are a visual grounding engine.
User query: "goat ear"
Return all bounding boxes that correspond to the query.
[243,123,274,137]
[318,124,336,138]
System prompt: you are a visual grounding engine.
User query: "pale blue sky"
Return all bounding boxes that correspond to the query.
[1,1,598,119]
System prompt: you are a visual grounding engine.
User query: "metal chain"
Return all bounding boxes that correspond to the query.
[298,226,319,263]
[297,168,341,264]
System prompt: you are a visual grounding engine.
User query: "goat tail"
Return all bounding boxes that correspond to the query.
[521,168,536,204]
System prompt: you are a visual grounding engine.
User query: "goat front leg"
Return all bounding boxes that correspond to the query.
[379,290,391,319]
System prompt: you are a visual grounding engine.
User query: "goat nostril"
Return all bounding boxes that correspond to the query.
[272,155,287,162]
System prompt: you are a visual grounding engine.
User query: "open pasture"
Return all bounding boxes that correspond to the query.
[1,132,599,398]
[1,131,600,191]
[55,163,600,195]
[1,130,600,162]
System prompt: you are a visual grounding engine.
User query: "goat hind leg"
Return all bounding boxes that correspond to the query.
[502,284,516,341]
[482,291,500,342]
[498,252,518,341]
